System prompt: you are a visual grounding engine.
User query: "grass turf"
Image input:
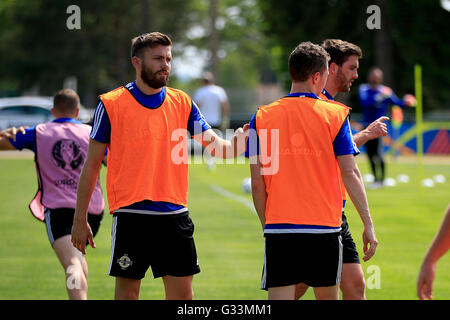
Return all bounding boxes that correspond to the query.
[0,155,449,300]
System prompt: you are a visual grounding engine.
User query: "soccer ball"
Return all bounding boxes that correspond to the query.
[241,177,252,194]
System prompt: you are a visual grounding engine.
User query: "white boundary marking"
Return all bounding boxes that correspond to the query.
[210,184,256,214]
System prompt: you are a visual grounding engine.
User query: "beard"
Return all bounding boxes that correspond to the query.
[141,63,169,89]
[336,69,352,92]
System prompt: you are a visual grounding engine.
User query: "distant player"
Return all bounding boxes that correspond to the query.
[295,39,387,300]
[248,41,377,300]
[0,89,105,300]
[358,67,415,187]
[194,71,230,132]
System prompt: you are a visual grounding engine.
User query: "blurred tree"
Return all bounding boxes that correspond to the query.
[0,0,194,108]
[258,0,450,113]
[183,0,273,89]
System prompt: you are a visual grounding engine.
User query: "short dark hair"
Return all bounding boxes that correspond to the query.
[53,89,79,115]
[131,32,172,58]
[321,39,362,66]
[288,42,330,82]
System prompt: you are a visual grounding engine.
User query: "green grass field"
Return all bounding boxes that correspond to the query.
[0,154,449,300]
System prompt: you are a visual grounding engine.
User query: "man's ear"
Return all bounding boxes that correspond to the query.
[311,71,321,85]
[329,62,338,75]
[131,55,141,71]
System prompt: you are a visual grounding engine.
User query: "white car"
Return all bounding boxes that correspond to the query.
[0,96,93,130]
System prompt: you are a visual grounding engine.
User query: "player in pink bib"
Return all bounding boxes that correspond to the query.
[0,89,105,300]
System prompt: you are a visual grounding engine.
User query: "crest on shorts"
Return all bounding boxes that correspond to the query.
[117,254,133,270]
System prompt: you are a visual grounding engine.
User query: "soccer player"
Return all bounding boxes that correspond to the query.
[295,39,387,300]
[248,41,377,300]
[358,67,414,188]
[417,204,450,300]
[71,32,248,300]
[0,89,105,300]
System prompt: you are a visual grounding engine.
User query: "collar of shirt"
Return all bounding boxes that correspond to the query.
[321,89,334,100]
[52,118,82,124]
[125,81,166,109]
[285,92,319,99]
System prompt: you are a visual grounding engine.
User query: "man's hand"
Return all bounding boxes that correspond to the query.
[71,219,95,255]
[365,116,389,140]
[362,226,378,262]
[232,123,250,156]
[417,260,436,300]
[0,126,28,141]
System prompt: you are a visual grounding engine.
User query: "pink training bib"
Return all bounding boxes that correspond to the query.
[30,121,104,221]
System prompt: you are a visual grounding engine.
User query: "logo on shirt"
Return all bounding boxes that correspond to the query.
[52,139,83,170]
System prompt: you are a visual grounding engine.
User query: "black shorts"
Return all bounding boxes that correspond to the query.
[261,232,342,290]
[108,211,200,280]
[341,212,361,264]
[44,207,103,246]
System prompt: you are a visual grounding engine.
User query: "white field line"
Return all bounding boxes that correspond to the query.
[210,184,256,214]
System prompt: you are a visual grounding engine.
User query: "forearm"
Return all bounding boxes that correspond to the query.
[252,185,267,229]
[250,162,267,229]
[424,207,450,265]
[74,140,106,222]
[198,127,247,159]
[353,130,370,148]
[340,164,373,227]
[74,162,101,223]
[0,137,16,150]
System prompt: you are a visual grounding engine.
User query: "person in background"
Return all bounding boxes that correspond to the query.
[358,67,415,188]
[0,89,105,300]
[194,71,230,133]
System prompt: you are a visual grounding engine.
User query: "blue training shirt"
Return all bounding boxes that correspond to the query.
[358,84,405,126]
[90,82,211,214]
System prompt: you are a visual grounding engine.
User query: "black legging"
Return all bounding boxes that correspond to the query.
[365,137,385,183]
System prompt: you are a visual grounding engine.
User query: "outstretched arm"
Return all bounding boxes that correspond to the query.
[0,126,28,150]
[72,139,107,254]
[417,205,450,300]
[353,117,389,148]
[193,124,249,159]
[337,154,378,261]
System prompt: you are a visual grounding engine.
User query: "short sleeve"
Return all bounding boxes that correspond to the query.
[187,101,211,136]
[245,112,259,158]
[90,100,111,144]
[9,127,36,152]
[333,118,360,156]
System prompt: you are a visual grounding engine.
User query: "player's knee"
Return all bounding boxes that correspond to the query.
[166,287,194,300]
[295,283,309,299]
[341,276,366,300]
[118,290,140,300]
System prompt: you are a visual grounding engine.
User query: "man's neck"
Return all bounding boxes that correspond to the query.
[135,78,163,95]
[290,82,319,96]
[324,82,338,98]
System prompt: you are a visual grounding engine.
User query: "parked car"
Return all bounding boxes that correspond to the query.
[0,96,93,130]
